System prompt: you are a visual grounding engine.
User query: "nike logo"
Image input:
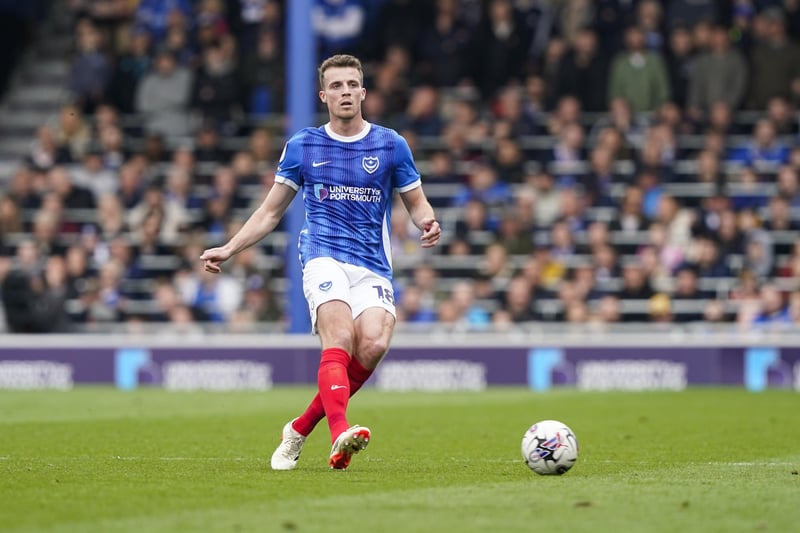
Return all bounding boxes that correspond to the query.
[330,385,347,390]
[312,161,331,167]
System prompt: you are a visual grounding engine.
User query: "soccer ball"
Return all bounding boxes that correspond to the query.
[521,420,579,475]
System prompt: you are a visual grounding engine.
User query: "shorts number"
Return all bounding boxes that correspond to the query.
[373,285,394,305]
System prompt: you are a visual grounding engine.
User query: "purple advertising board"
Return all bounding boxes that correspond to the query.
[0,340,798,391]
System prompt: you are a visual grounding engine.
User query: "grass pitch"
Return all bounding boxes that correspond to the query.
[1,387,798,532]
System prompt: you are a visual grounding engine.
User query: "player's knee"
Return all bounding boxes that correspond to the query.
[358,336,389,365]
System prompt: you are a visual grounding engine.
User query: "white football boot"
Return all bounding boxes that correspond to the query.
[270,419,307,470]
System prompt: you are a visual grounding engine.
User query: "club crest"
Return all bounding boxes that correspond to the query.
[362,156,379,174]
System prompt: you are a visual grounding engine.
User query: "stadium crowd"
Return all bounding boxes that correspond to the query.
[1,0,800,333]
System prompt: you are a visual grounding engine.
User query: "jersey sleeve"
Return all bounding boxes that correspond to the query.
[392,133,422,193]
[273,132,304,191]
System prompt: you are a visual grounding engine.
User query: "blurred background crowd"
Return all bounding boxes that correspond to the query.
[0,0,799,333]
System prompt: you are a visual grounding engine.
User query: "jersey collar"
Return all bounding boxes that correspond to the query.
[324,122,371,143]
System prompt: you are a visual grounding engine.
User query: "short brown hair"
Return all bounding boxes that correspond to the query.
[318,54,363,88]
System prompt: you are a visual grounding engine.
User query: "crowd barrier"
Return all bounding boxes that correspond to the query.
[0,330,798,392]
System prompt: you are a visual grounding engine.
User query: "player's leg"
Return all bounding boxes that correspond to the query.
[287,308,391,438]
[316,300,373,469]
[314,299,356,440]
[271,259,352,471]
[288,264,390,439]
[325,266,398,469]
[350,306,396,386]
[350,268,397,374]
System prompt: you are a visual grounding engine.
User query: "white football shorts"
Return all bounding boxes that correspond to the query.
[302,257,396,332]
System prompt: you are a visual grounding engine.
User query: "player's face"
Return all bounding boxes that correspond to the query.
[319,67,366,121]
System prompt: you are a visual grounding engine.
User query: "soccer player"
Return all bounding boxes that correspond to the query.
[200,54,441,470]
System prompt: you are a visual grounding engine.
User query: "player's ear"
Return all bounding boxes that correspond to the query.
[360,88,366,100]
[319,90,326,103]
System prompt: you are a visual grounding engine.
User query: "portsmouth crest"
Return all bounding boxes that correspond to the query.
[362,156,380,174]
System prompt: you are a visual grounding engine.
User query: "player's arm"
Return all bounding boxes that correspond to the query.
[400,186,441,249]
[200,182,297,273]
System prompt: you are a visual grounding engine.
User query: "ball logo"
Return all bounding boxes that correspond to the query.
[362,156,379,174]
[314,183,329,201]
[319,281,333,292]
[532,433,564,460]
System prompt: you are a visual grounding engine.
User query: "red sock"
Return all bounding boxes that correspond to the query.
[316,347,351,441]
[347,356,374,394]
[292,356,375,437]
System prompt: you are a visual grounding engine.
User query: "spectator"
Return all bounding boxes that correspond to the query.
[239,29,284,116]
[427,150,461,187]
[751,283,791,327]
[449,280,491,329]
[397,284,437,325]
[453,199,494,255]
[655,194,693,250]
[553,27,608,112]
[705,100,740,138]
[135,48,192,138]
[611,186,650,234]
[106,28,151,113]
[192,43,241,129]
[493,86,541,139]
[95,194,128,240]
[470,0,530,100]
[647,221,684,274]
[238,274,282,323]
[55,104,91,162]
[196,0,230,40]
[69,21,110,113]
[739,209,775,281]
[529,171,561,227]
[247,128,275,173]
[415,0,471,87]
[546,123,586,187]
[666,0,718,32]
[608,25,671,114]
[687,23,748,119]
[664,25,695,111]
[747,7,800,110]
[400,86,443,136]
[715,208,745,258]
[581,147,617,207]
[452,164,512,209]
[96,122,127,171]
[500,275,536,323]
[776,165,800,207]
[766,96,799,135]
[163,24,193,66]
[116,162,145,210]
[127,182,191,245]
[591,97,645,149]
[728,118,790,170]
[27,125,67,172]
[693,235,730,278]
[312,0,368,58]
[71,150,117,200]
[637,0,665,51]
[592,294,622,324]
[1,268,71,333]
[48,166,96,211]
[134,0,193,45]
[193,124,226,163]
[763,195,799,231]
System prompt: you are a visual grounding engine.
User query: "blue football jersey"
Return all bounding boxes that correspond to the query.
[274,123,421,280]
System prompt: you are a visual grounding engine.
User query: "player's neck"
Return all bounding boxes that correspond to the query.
[327,116,367,138]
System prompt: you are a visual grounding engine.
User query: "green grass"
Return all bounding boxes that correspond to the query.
[1,388,798,532]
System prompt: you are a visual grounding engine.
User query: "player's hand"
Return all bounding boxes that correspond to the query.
[200,246,233,274]
[419,218,441,248]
